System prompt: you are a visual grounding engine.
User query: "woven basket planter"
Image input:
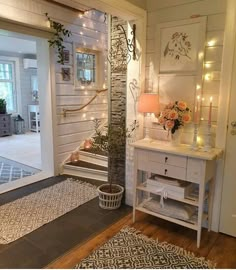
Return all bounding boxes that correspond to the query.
[97,184,124,210]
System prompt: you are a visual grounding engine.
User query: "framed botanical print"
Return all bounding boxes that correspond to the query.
[61,67,71,81]
[63,50,70,64]
[156,17,207,74]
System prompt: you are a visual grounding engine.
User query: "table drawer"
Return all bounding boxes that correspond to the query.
[149,161,186,180]
[148,151,187,168]
[0,122,10,128]
[0,129,10,136]
[0,116,10,122]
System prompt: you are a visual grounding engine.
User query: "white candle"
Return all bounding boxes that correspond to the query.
[194,95,200,124]
[208,96,213,125]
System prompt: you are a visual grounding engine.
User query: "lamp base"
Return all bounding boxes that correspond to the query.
[143,128,152,142]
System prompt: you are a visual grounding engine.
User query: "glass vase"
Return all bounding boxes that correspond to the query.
[170,129,183,146]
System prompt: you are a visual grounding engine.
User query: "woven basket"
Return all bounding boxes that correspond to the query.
[97,184,124,210]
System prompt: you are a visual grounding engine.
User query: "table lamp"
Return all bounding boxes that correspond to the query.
[138,93,159,140]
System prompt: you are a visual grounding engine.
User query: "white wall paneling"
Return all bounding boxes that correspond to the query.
[145,0,226,231]
[58,130,94,145]
[57,120,94,136]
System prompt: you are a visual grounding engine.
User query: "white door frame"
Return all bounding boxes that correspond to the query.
[0,30,56,194]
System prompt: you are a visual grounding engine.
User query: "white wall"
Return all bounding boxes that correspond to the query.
[54,10,108,165]
[145,0,226,147]
[145,0,227,231]
[0,0,108,168]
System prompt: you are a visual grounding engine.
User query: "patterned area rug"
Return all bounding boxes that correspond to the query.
[0,178,98,244]
[75,227,215,269]
[0,156,40,185]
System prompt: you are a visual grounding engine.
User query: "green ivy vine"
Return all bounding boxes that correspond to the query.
[45,13,72,65]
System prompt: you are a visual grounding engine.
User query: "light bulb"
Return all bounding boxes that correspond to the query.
[208,40,216,47]
[205,63,211,69]
[205,73,212,81]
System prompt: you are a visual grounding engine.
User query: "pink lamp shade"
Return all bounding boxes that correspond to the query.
[138,93,159,113]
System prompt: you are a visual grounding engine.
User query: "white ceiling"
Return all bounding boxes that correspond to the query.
[0,35,36,54]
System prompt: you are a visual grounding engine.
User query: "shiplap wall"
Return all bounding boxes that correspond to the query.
[0,0,108,166]
[55,10,108,164]
[145,0,226,146]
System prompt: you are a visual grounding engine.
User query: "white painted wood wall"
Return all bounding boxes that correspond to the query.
[0,0,108,166]
[145,0,226,146]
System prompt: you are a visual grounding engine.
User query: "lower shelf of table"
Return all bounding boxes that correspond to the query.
[134,200,208,231]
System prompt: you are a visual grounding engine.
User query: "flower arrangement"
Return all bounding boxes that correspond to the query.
[158,101,191,134]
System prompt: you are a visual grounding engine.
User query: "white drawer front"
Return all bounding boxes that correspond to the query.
[186,158,202,183]
[148,151,187,168]
[149,161,186,180]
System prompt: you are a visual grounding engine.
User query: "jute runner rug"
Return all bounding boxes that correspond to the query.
[0,178,98,244]
[75,226,215,269]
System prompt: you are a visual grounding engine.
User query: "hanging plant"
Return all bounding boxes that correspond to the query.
[45,13,72,65]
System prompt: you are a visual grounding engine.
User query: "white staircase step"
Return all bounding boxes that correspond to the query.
[79,149,108,167]
[63,163,108,182]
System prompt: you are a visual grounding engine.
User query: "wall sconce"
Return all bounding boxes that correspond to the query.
[138,93,159,141]
[117,24,136,61]
[107,23,137,72]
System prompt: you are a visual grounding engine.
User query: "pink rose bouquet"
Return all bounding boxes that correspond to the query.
[158,101,191,134]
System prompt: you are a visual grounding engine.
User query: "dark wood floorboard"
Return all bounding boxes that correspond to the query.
[47,211,236,269]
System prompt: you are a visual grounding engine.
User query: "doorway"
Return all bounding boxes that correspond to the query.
[0,28,56,194]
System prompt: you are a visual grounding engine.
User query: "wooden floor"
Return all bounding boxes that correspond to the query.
[47,211,236,269]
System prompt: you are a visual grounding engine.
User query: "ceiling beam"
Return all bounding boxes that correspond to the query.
[44,0,86,14]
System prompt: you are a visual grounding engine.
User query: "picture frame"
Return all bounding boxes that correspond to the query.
[63,49,70,64]
[156,17,206,75]
[61,67,71,81]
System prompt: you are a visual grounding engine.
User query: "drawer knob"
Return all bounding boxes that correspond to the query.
[164,169,168,175]
[165,157,168,163]
[4,124,6,127]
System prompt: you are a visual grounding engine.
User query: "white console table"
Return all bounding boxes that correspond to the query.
[28,105,40,133]
[132,140,222,248]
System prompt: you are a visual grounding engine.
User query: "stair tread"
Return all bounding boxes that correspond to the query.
[66,160,108,171]
[80,148,108,157]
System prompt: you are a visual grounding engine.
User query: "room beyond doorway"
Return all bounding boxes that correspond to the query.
[0,28,56,193]
[0,132,41,169]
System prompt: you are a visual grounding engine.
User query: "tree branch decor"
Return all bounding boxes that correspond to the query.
[45,13,72,64]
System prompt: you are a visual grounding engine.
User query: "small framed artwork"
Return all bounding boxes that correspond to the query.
[63,50,70,64]
[61,67,71,81]
[156,17,206,74]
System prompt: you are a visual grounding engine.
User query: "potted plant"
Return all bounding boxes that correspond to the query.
[91,118,136,210]
[45,13,72,65]
[0,99,7,114]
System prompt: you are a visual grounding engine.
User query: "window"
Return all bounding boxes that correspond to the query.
[76,52,96,85]
[75,47,105,89]
[0,60,16,113]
